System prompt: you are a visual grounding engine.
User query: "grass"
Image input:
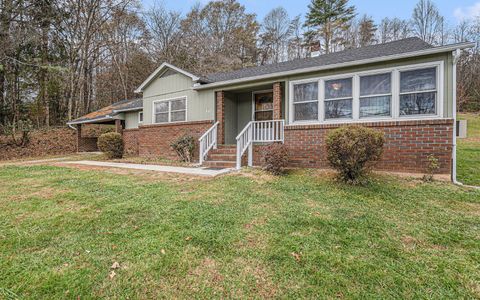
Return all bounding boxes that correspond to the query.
[457,113,480,186]
[0,166,479,299]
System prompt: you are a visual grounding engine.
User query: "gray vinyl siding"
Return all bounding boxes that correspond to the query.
[125,111,140,129]
[141,71,215,125]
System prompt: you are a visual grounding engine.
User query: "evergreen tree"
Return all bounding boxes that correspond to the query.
[304,0,356,54]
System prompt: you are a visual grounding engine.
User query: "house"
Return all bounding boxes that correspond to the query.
[67,37,475,179]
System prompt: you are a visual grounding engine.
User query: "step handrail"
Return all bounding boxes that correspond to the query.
[199,121,219,164]
[235,120,285,170]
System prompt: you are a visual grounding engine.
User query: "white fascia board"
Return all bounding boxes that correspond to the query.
[135,62,200,93]
[66,116,113,125]
[193,42,476,91]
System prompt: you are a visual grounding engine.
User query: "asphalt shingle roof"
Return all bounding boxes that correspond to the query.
[203,37,433,83]
[70,98,142,124]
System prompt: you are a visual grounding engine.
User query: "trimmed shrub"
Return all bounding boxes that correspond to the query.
[97,132,124,159]
[326,125,384,184]
[171,135,195,162]
[263,143,289,175]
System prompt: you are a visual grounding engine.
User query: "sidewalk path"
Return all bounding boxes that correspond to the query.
[63,160,232,177]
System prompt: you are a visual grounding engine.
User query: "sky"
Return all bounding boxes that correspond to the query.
[140,0,480,25]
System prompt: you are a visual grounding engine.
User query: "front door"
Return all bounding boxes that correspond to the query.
[253,91,274,121]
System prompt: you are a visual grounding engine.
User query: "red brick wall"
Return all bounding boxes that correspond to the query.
[273,82,282,119]
[251,119,453,174]
[216,91,225,144]
[137,120,214,161]
[123,129,140,155]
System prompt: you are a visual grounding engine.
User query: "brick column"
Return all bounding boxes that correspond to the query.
[273,82,282,120]
[76,124,82,152]
[115,119,123,134]
[216,91,225,144]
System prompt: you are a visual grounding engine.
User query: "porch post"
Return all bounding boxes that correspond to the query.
[216,91,225,144]
[273,82,282,120]
[76,124,82,152]
[115,119,123,135]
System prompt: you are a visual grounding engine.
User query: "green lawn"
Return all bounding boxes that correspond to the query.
[0,166,479,299]
[458,113,480,186]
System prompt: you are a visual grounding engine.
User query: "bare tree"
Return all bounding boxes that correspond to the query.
[412,0,445,45]
[258,7,291,64]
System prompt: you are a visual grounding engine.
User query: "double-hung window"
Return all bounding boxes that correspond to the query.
[324,77,353,119]
[359,73,392,118]
[154,97,186,124]
[399,67,437,116]
[293,82,318,121]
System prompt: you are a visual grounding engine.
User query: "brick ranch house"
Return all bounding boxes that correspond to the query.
[67,38,474,180]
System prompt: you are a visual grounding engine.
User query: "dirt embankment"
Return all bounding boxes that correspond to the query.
[0,127,77,161]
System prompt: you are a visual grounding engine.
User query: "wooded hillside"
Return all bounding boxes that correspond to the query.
[0,0,479,131]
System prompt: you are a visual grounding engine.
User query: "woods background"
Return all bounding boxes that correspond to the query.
[0,0,479,131]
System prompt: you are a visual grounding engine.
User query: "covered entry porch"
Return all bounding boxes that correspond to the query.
[217,81,285,144]
[199,82,286,169]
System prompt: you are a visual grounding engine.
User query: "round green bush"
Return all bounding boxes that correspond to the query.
[326,125,384,184]
[97,132,124,159]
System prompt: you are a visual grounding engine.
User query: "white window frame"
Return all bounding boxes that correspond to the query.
[138,111,144,123]
[324,76,355,121]
[288,61,444,125]
[152,96,188,124]
[358,72,393,119]
[398,65,441,118]
[290,79,320,123]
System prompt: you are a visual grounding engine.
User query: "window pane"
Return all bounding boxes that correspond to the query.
[255,92,273,111]
[360,73,391,96]
[400,92,436,115]
[325,99,352,119]
[155,102,168,113]
[171,111,186,122]
[400,67,436,93]
[255,111,273,121]
[294,102,318,121]
[293,82,318,102]
[325,78,352,99]
[139,113,143,122]
[155,112,168,123]
[171,99,186,111]
[360,96,391,118]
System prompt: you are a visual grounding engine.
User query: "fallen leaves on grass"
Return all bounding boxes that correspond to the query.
[291,252,301,262]
[111,262,120,269]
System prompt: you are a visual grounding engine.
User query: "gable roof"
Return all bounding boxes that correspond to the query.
[67,98,143,125]
[195,38,475,89]
[134,62,201,93]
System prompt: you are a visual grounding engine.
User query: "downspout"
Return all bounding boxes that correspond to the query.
[452,48,461,185]
[68,123,77,130]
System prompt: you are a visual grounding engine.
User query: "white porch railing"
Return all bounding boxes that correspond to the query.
[236,120,285,169]
[199,121,219,164]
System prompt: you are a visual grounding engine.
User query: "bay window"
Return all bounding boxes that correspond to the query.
[154,97,186,124]
[399,67,437,116]
[290,62,441,123]
[293,82,318,121]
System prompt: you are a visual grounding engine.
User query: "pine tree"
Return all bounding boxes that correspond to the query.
[304,0,356,54]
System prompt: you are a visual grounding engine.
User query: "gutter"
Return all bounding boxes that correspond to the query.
[112,107,143,113]
[193,42,476,90]
[66,115,114,126]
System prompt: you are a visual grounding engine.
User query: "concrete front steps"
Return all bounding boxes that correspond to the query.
[203,145,237,168]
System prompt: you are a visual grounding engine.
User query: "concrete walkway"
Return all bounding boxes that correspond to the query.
[63,160,233,177]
